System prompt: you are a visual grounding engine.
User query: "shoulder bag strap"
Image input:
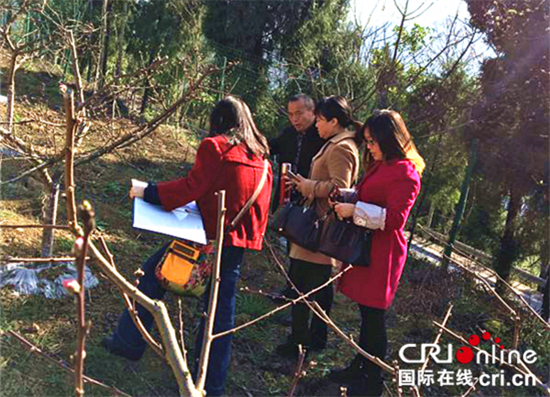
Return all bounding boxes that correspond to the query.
[227,159,269,232]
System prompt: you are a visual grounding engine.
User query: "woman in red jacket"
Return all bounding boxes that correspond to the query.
[102,96,272,397]
[330,110,425,396]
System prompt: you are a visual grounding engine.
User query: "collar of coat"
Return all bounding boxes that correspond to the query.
[312,130,357,163]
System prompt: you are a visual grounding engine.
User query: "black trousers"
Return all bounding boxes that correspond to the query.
[289,258,333,349]
[358,305,387,383]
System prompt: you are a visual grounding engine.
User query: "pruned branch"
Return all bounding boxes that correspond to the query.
[196,191,227,391]
[0,224,70,230]
[264,239,394,375]
[74,64,222,167]
[97,236,164,358]
[60,82,80,234]
[287,344,307,397]
[87,241,200,397]
[392,360,404,397]
[419,303,453,373]
[459,376,482,397]
[418,224,550,330]
[0,257,88,263]
[433,321,549,395]
[213,261,352,339]
[66,30,86,119]
[5,330,131,397]
[70,202,95,397]
[311,301,395,375]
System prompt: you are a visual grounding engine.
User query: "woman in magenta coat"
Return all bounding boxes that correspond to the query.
[330,109,425,396]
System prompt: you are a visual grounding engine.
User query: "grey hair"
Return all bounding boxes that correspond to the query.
[289,94,314,111]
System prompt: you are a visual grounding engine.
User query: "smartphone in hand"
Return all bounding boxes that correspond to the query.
[328,185,344,202]
[286,170,299,180]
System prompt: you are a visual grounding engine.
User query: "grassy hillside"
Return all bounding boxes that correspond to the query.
[1,62,548,397]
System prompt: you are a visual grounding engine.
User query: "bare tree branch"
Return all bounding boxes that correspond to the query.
[5,330,132,397]
[434,321,549,394]
[197,191,227,391]
[71,203,95,397]
[97,236,164,358]
[0,224,70,230]
[419,303,453,373]
[87,241,201,397]
[0,257,88,263]
[264,239,395,375]
[287,345,307,397]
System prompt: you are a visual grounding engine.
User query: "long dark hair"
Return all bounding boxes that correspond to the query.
[314,96,363,144]
[363,109,425,175]
[209,96,270,157]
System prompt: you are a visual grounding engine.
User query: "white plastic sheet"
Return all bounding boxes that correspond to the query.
[0,261,99,298]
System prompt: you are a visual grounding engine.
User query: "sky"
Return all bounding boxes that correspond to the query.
[349,0,493,70]
[350,0,471,30]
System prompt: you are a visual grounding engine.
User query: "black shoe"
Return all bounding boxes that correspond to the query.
[328,355,365,383]
[276,341,308,359]
[101,336,142,361]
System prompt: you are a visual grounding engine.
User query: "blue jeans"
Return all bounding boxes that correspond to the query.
[111,243,244,397]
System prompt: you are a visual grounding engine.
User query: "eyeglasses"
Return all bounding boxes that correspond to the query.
[365,138,376,146]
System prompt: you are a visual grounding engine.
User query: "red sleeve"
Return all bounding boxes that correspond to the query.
[156,138,223,211]
[384,167,421,231]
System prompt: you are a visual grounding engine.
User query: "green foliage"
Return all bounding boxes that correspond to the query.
[464,0,549,283]
[202,0,320,109]
[282,0,370,99]
[458,188,505,253]
[396,23,431,53]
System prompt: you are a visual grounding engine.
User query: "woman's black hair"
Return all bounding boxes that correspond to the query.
[314,96,363,143]
[362,109,425,174]
[208,96,270,157]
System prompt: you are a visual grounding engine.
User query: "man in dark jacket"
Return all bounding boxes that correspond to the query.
[270,94,326,212]
[269,94,326,309]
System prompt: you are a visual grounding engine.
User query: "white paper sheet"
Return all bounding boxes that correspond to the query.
[132,198,207,245]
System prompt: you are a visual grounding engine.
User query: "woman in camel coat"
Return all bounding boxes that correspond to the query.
[276,96,362,358]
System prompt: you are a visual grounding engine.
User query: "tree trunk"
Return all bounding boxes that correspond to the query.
[115,0,128,78]
[100,0,112,86]
[539,236,549,320]
[495,188,522,291]
[427,202,435,228]
[441,139,477,272]
[140,80,150,116]
[407,133,444,253]
[95,0,109,91]
[6,52,18,133]
[140,50,156,116]
[41,184,60,257]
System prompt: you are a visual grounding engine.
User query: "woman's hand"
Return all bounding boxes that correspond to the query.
[289,174,308,195]
[129,186,145,199]
[333,203,354,220]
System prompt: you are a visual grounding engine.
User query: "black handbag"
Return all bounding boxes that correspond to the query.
[317,213,372,266]
[274,199,323,251]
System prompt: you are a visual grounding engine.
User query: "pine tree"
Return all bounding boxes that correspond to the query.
[465,0,550,286]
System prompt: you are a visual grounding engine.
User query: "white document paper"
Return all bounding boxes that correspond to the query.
[132,198,207,245]
[131,179,148,189]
